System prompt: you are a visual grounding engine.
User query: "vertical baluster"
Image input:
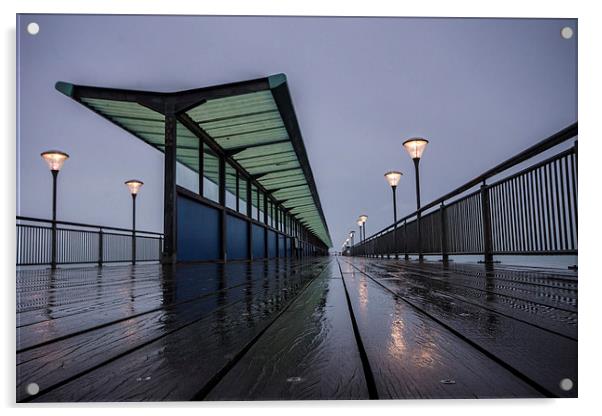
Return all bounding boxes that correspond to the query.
[535,168,545,252]
[558,159,569,250]
[564,155,575,250]
[572,142,578,243]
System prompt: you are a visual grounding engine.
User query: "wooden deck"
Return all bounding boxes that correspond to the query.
[16,256,577,401]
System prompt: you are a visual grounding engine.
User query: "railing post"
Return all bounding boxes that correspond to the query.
[159,235,163,261]
[480,181,494,264]
[98,228,103,267]
[440,203,448,263]
[404,219,409,260]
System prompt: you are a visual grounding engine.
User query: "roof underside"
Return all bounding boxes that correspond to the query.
[56,75,332,247]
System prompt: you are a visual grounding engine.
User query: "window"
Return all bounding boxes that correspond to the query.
[225,163,237,210]
[258,190,265,223]
[238,174,247,215]
[267,200,273,227]
[175,137,201,194]
[202,144,220,203]
[251,185,258,219]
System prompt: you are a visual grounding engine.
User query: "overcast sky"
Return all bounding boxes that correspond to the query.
[16,15,577,249]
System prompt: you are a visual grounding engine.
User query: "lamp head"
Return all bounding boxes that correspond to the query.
[41,150,69,171]
[125,179,144,195]
[402,138,429,160]
[384,171,402,188]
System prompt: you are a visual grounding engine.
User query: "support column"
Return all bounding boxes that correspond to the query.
[198,140,204,196]
[275,204,280,258]
[162,111,177,265]
[219,156,227,262]
[263,192,268,258]
[246,178,253,261]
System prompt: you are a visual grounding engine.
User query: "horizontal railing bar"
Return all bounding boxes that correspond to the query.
[16,216,163,236]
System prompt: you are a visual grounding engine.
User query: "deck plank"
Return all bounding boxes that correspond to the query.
[361,260,577,339]
[17,261,313,350]
[25,260,328,402]
[338,259,543,399]
[16,256,577,401]
[343,258,577,397]
[206,260,369,400]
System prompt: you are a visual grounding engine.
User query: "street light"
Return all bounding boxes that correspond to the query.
[384,171,402,259]
[402,138,429,261]
[125,179,144,265]
[41,150,69,269]
[359,214,368,241]
[349,230,355,255]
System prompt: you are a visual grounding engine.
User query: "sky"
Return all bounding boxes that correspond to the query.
[16,15,577,249]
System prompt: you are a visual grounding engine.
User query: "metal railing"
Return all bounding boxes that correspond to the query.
[16,216,163,266]
[351,123,578,261]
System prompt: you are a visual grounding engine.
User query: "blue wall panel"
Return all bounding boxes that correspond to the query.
[227,214,248,260]
[252,224,265,258]
[268,230,277,258]
[278,234,285,257]
[177,195,220,261]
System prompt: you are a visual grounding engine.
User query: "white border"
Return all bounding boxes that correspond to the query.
[2,1,599,415]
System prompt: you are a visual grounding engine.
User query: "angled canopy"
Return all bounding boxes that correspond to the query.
[55,74,332,247]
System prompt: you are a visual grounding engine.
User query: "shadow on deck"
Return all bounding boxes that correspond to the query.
[16,256,577,401]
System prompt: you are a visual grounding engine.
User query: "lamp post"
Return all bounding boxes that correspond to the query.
[125,180,144,265]
[402,138,429,261]
[357,219,364,257]
[359,214,368,256]
[349,231,355,256]
[359,214,368,241]
[384,171,402,259]
[41,150,69,269]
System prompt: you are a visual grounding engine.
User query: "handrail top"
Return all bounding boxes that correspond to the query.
[16,215,164,236]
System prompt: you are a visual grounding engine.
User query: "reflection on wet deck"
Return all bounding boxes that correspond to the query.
[16,256,577,401]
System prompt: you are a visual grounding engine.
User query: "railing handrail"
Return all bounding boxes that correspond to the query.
[360,122,577,244]
[16,215,164,237]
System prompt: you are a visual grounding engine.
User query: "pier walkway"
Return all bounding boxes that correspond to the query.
[16,257,577,401]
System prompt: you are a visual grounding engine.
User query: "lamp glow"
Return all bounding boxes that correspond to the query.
[402,138,429,160]
[384,171,402,188]
[41,150,69,171]
[125,180,144,195]
[359,214,368,223]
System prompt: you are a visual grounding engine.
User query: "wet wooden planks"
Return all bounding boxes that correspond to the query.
[206,261,369,400]
[18,259,328,401]
[343,257,577,398]
[16,256,577,401]
[338,259,544,399]
[17,261,304,350]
